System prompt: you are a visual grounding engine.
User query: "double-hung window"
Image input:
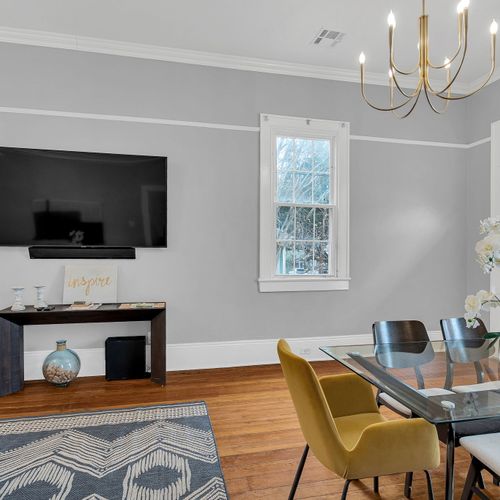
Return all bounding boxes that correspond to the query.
[259,114,350,292]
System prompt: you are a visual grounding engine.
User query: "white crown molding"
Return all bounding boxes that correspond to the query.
[467,68,500,95]
[0,26,471,94]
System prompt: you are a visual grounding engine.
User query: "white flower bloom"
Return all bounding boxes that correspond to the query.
[476,290,494,303]
[465,294,481,313]
[464,311,479,328]
[480,216,500,235]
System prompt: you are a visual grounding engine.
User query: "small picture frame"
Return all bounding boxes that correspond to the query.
[63,264,118,304]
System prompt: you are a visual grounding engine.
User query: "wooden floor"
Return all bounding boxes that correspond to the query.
[0,361,498,499]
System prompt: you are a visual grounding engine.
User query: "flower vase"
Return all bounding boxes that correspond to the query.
[42,340,81,387]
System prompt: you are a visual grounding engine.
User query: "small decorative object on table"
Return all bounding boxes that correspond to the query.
[34,285,47,310]
[42,340,81,387]
[464,216,500,327]
[11,287,25,311]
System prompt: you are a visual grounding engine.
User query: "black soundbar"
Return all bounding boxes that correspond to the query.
[28,246,136,259]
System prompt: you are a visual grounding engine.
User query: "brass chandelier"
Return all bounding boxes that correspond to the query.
[359,0,498,118]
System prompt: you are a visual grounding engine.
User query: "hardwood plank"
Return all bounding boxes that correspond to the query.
[0,360,498,498]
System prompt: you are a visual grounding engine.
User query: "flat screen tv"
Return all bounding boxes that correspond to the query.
[0,147,167,248]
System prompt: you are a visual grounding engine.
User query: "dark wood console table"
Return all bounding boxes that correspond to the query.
[0,303,166,396]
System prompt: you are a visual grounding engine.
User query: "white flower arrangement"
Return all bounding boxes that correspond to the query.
[476,216,500,273]
[465,216,500,327]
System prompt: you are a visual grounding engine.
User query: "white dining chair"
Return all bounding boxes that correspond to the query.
[460,433,500,499]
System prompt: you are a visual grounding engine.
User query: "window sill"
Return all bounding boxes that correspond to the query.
[258,277,350,293]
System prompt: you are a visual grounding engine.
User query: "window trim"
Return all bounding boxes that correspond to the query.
[259,114,350,292]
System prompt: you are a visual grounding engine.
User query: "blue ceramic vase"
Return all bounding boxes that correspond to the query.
[42,340,81,387]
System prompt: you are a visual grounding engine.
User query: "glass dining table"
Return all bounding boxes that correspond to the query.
[320,338,500,500]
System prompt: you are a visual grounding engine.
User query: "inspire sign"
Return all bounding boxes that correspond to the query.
[63,265,118,304]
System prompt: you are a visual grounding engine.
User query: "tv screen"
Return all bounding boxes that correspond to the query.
[0,147,167,247]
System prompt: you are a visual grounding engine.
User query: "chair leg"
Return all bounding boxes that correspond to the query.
[461,459,480,500]
[477,471,485,489]
[424,470,435,500]
[404,471,413,498]
[288,444,309,500]
[373,476,379,494]
[341,480,351,500]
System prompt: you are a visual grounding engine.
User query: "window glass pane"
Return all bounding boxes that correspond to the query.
[314,208,329,241]
[274,134,333,276]
[276,137,294,172]
[276,206,294,240]
[295,173,312,204]
[276,241,294,274]
[314,242,329,274]
[313,174,330,204]
[313,140,330,173]
[295,139,313,172]
[295,242,314,274]
[277,172,294,202]
[295,207,314,240]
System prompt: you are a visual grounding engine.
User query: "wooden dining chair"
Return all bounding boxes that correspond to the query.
[372,320,453,417]
[440,317,498,392]
[278,339,440,499]
[440,317,500,488]
[460,433,500,499]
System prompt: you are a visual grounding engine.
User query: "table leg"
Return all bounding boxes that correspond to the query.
[445,423,455,500]
[0,318,24,396]
[150,310,166,385]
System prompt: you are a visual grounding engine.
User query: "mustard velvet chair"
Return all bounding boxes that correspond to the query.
[278,339,440,499]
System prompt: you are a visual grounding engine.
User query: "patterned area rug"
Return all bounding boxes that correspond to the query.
[0,402,228,499]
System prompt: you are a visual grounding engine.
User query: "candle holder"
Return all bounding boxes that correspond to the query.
[34,285,48,310]
[11,287,26,311]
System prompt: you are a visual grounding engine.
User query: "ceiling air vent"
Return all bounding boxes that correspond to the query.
[312,29,346,47]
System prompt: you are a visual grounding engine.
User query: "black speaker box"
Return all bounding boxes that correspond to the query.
[29,246,136,259]
[105,336,150,381]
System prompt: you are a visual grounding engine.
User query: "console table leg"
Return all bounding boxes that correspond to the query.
[151,310,166,385]
[0,318,24,396]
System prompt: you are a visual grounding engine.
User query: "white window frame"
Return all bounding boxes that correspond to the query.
[259,114,350,292]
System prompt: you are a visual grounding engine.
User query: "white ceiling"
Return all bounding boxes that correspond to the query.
[0,0,498,85]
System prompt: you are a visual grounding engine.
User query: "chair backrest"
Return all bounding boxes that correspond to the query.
[373,320,430,344]
[277,339,347,474]
[440,317,487,341]
[372,320,434,388]
[440,317,490,386]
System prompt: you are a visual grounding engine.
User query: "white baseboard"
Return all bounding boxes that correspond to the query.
[23,331,443,381]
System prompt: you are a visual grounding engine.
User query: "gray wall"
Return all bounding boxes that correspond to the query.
[464,79,500,300]
[0,43,474,351]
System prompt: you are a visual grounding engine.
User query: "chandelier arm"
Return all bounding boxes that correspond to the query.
[360,67,418,112]
[427,13,464,69]
[389,29,420,76]
[432,35,496,100]
[425,33,469,96]
[423,85,449,114]
[433,63,496,101]
[390,69,423,99]
[392,85,423,119]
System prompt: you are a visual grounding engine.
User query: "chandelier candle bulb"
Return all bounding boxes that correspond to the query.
[388,11,396,28]
[359,52,366,65]
[491,20,498,35]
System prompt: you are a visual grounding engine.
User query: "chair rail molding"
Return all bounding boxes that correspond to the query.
[0,105,489,150]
